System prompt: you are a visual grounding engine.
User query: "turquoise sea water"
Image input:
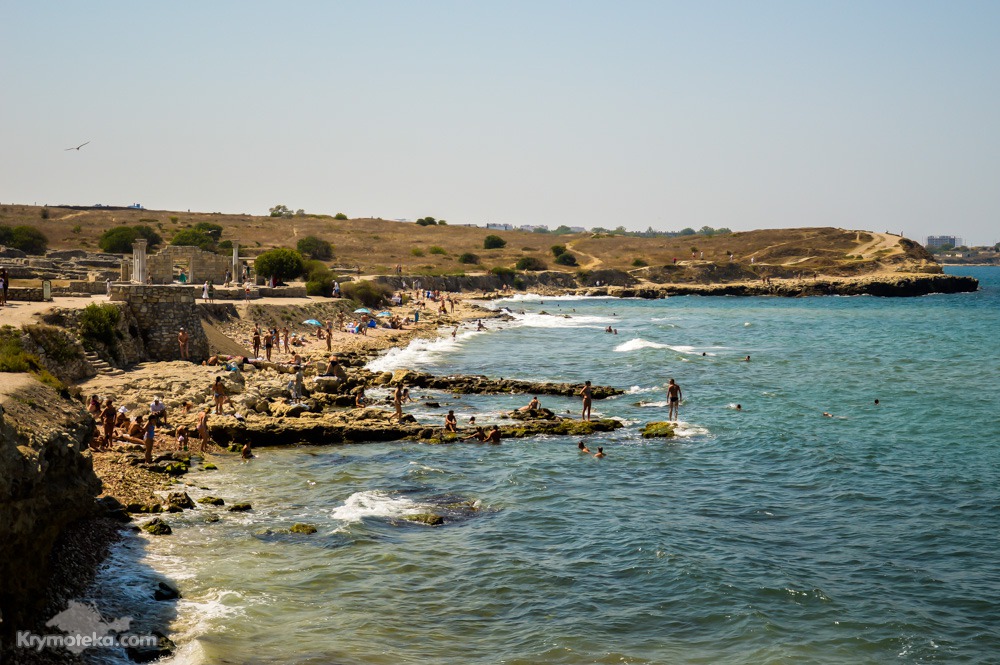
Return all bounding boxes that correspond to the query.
[88,267,999,664]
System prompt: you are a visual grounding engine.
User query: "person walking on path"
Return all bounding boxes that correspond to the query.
[667,378,683,422]
[579,381,593,421]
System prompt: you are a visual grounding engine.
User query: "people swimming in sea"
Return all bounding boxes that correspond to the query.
[463,427,487,442]
[241,442,254,460]
[744,355,751,362]
[594,446,606,459]
[577,441,590,453]
[486,425,502,444]
[735,404,742,411]
[874,399,880,406]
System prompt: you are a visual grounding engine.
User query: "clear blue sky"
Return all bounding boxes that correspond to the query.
[2,1,998,245]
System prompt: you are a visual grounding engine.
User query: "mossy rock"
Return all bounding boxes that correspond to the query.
[126,502,162,514]
[290,523,318,534]
[228,443,242,453]
[142,518,172,536]
[166,492,195,510]
[197,496,225,506]
[164,462,188,476]
[641,422,676,438]
[402,513,444,526]
[203,463,218,470]
[228,503,252,512]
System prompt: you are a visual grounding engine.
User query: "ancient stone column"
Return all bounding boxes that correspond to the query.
[232,242,240,282]
[132,239,148,284]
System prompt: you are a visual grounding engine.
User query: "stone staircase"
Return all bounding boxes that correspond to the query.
[84,351,125,376]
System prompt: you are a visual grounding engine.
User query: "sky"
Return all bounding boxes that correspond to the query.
[2,1,998,246]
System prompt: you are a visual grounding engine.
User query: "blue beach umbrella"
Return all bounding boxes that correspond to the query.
[302,319,323,326]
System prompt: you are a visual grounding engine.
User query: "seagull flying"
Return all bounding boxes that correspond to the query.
[65,141,90,151]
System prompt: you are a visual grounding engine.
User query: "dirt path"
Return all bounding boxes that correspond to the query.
[853,231,902,258]
[566,241,603,270]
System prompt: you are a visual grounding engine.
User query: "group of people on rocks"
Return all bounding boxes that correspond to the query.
[86,393,214,463]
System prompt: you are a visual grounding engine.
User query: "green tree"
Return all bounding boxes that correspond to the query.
[341,280,391,308]
[678,227,696,236]
[0,225,49,254]
[554,252,577,266]
[416,217,438,226]
[296,235,333,260]
[334,213,348,220]
[254,247,304,280]
[269,204,293,218]
[99,226,140,253]
[550,244,567,257]
[553,225,573,235]
[484,235,507,249]
[698,226,715,236]
[193,222,224,241]
[170,229,216,252]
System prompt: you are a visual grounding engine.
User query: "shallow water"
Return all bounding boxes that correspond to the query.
[87,267,1000,664]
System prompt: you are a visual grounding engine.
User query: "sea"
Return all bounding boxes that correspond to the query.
[83,267,999,665]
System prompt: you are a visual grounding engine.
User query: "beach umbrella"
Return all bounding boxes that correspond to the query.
[354,308,371,314]
[302,319,323,326]
[376,311,392,317]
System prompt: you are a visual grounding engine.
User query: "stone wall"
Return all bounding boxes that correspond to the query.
[144,245,232,285]
[6,286,48,301]
[110,285,209,361]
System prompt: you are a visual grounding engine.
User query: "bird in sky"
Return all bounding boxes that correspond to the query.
[65,141,90,151]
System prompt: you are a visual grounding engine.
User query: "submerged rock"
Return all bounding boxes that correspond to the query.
[153,581,180,601]
[166,491,195,510]
[126,631,176,663]
[142,518,172,536]
[290,523,318,534]
[641,422,676,438]
[228,502,252,512]
[402,513,444,526]
[198,496,225,506]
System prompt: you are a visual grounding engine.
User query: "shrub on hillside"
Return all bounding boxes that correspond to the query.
[484,235,506,250]
[79,303,121,349]
[411,248,425,257]
[40,207,50,219]
[334,213,348,220]
[297,235,333,260]
[554,252,578,266]
[415,217,438,226]
[254,248,305,281]
[170,229,216,252]
[429,246,447,255]
[632,257,648,267]
[99,225,163,253]
[551,245,567,257]
[458,252,480,264]
[193,222,224,242]
[515,257,547,271]
[0,225,48,255]
[341,280,391,308]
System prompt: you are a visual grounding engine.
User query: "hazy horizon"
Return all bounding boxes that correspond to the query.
[2,1,998,246]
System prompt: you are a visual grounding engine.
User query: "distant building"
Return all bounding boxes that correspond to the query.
[520,224,549,232]
[927,235,961,248]
[485,223,513,231]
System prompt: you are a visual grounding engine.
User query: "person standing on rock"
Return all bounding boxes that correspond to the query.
[252,325,261,358]
[325,320,333,351]
[143,414,158,464]
[197,409,210,452]
[264,329,273,361]
[99,398,116,450]
[212,377,227,415]
[391,384,404,420]
[667,378,682,422]
[579,381,593,421]
[178,327,189,360]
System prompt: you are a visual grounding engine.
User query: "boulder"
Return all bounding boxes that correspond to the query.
[126,631,175,663]
[166,492,195,510]
[641,422,676,438]
[509,408,556,421]
[228,503,252,512]
[402,513,444,526]
[198,496,225,506]
[142,518,172,536]
[290,523,318,534]
[153,581,180,601]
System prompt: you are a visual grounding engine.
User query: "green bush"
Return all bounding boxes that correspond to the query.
[341,280,391,308]
[0,225,48,255]
[484,235,506,249]
[411,247,425,257]
[99,225,164,253]
[490,266,515,276]
[40,207,50,219]
[515,257,547,271]
[334,213,348,220]
[72,225,82,234]
[24,324,82,364]
[631,258,648,267]
[429,246,447,255]
[513,277,526,290]
[551,244,567,257]
[415,217,438,226]
[170,228,216,252]
[169,216,179,223]
[306,276,333,296]
[458,252,480,264]
[217,239,233,252]
[254,248,305,280]
[554,252,578,266]
[0,326,31,372]
[297,235,333,260]
[79,303,121,349]
[193,222,224,241]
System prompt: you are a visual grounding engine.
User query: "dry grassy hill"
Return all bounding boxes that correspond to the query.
[1,204,937,279]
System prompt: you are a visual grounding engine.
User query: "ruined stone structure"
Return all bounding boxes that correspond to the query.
[110,285,209,361]
[124,242,233,285]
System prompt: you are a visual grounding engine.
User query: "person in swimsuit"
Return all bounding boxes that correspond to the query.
[212,377,227,415]
[178,327,189,360]
[391,384,404,420]
[144,415,158,463]
[519,396,540,412]
[197,409,210,452]
[667,378,682,422]
[486,425,502,444]
[99,398,116,449]
[444,410,458,433]
[252,325,261,358]
[594,446,606,459]
[579,381,593,421]
[462,427,487,442]
[264,329,273,361]
[577,441,590,453]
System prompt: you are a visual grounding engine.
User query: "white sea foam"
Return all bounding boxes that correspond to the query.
[504,310,615,329]
[366,331,474,372]
[330,490,424,523]
[672,421,711,438]
[614,338,671,352]
[638,400,668,408]
[625,385,659,394]
[495,293,601,303]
